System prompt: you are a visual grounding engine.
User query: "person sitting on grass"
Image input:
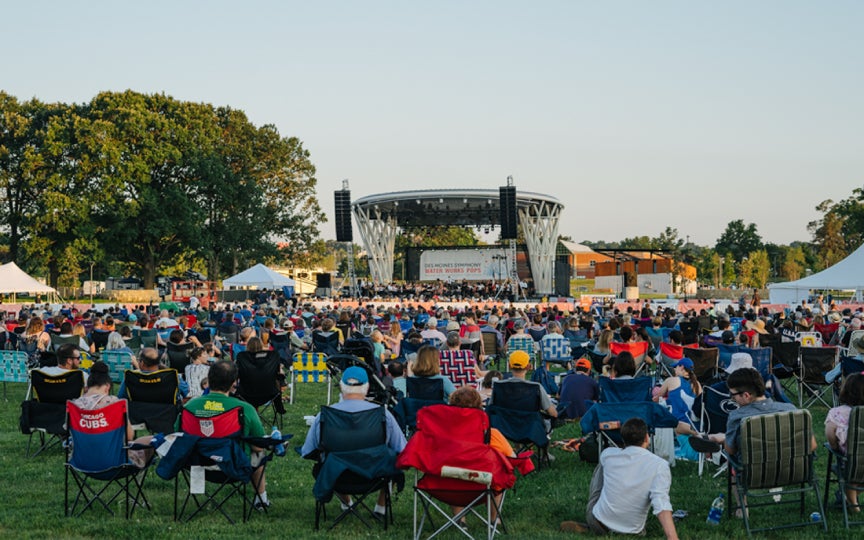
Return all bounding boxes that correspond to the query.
[826,372,864,511]
[560,417,679,539]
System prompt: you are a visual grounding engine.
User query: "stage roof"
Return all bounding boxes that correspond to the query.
[352,189,562,228]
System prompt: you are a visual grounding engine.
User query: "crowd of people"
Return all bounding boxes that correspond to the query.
[11,289,864,537]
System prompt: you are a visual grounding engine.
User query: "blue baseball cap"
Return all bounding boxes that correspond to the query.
[341,366,368,386]
[670,358,694,370]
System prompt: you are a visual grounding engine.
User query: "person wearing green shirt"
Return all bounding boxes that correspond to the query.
[178,360,271,510]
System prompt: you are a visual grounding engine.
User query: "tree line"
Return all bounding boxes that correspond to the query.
[0,91,325,289]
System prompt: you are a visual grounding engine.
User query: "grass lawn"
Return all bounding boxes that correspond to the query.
[0,377,858,539]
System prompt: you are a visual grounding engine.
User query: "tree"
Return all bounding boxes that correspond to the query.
[722,251,736,286]
[781,246,806,281]
[808,199,848,271]
[400,226,479,248]
[715,220,763,262]
[746,250,771,288]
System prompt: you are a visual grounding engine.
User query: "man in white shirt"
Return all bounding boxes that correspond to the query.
[560,417,678,539]
[419,317,447,343]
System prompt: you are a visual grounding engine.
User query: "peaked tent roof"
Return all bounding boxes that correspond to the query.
[222,263,295,289]
[0,262,57,294]
[768,242,864,304]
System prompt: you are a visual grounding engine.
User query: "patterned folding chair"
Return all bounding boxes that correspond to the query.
[824,406,864,529]
[796,332,823,348]
[290,352,332,405]
[100,351,135,383]
[439,349,477,387]
[539,335,572,370]
[506,335,537,368]
[730,410,826,537]
[1,350,29,400]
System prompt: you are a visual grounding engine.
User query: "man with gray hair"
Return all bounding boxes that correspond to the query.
[420,317,447,343]
[300,366,406,517]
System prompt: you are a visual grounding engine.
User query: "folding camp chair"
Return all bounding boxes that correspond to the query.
[236,350,285,429]
[1,350,29,400]
[768,341,801,390]
[609,342,650,375]
[729,409,826,537]
[539,335,572,370]
[480,332,502,370]
[506,336,537,367]
[682,347,719,384]
[327,353,395,407]
[691,382,738,477]
[101,351,135,383]
[656,342,685,378]
[51,334,82,352]
[717,344,743,372]
[21,369,85,457]
[165,342,194,373]
[579,401,679,452]
[397,404,530,540]
[394,377,447,435]
[311,405,399,531]
[290,352,332,405]
[164,407,276,524]
[815,323,840,346]
[269,332,291,364]
[312,332,341,357]
[486,380,551,467]
[679,321,699,345]
[439,349,477,387]
[89,330,111,353]
[124,369,181,434]
[137,329,158,349]
[798,346,839,408]
[847,330,864,357]
[824,406,864,528]
[64,399,152,518]
[740,346,773,381]
[598,376,653,403]
[584,350,608,375]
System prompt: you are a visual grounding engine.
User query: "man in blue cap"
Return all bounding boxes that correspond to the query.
[301,365,406,517]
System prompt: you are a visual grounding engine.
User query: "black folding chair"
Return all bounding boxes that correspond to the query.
[312,405,397,531]
[165,342,194,373]
[798,346,839,408]
[393,377,446,435]
[21,369,85,457]
[235,350,285,429]
[486,380,550,466]
[683,347,720,384]
[124,369,181,434]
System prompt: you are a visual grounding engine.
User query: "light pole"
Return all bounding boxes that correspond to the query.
[89,262,95,306]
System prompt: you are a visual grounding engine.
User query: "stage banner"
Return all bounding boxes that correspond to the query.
[419,249,509,281]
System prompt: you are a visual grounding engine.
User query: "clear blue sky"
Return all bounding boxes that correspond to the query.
[4,1,862,247]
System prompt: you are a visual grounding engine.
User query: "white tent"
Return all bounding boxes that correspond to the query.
[222,263,295,290]
[768,243,864,305]
[0,262,57,294]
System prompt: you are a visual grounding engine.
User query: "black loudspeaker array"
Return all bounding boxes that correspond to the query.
[334,189,352,242]
[499,186,518,239]
[316,273,332,288]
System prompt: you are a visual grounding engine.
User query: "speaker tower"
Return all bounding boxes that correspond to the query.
[499,186,517,240]
[334,190,353,242]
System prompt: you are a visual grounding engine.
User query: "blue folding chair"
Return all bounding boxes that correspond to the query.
[598,376,653,403]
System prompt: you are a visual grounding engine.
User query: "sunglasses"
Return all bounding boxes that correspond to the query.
[729,390,746,397]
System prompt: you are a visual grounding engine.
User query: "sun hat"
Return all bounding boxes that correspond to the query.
[725,352,753,374]
[746,319,768,334]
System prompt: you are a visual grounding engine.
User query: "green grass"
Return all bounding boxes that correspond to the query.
[0,379,859,539]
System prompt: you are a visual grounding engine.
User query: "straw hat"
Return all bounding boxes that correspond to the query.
[746,319,768,334]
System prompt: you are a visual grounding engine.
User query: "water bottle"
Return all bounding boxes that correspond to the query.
[706,493,724,525]
[271,426,286,457]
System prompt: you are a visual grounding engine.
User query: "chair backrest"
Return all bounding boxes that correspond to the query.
[717,343,743,371]
[123,369,179,404]
[769,341,801,370]
[795,332,822,348]
[814,323,840,345]
[439,350,477,387]
[269,332,291,362]
[526,327,546,342]
[700,382,738,435]
[30,369,85,403]
[138,329,158,349]
[50,334,81,352]
[758,333,781,348]
[89,330,111,352]
[845,406,864,483]
[217,331,238,345]
[507,335,536,357]
[124,335,143,353]
[406,377,446,401]
[598,376,653,403]
[489,380,542,412]
[312,332,341,357]
[166,342,194,372]
[481,332,499,357]
[609,341,649,363]
[739,346,773,380]
[0,350,29,384]
[292,352,330,383]
[739,409,813,489]
[66,399,129,471]
[679,321,699,344]
[847,330,864,356]
[682,347,719,383]
[100,350,135,383]
[800,346,838,384]
[540,335,571,361]
[319,405,386,453]
[235,350,282,406]
[659,342,684,361]
[580,401,680,447]
[181,406,243,438]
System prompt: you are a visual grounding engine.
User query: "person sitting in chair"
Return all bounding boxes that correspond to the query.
[38,343,88,384]
[300,366,407,519]
[560,417,679,539]
[117,347,188,402]
[497,351,558,419]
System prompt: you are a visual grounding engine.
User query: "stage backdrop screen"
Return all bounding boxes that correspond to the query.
[419,248,509,281]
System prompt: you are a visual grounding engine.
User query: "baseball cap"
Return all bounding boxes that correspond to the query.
[670,358,694,370]
[341,366,368,386]
[509,350,531,369]
[721,330,735,344]
[446,321,460,332]
[282,319,294,328]
[575,358,592,371]
[127,314,137,322]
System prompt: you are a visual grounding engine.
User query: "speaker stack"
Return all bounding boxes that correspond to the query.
[315,273,332,297]
[334,189,353,242]
[499,186,518,239]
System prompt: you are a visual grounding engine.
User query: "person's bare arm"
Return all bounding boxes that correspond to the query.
[656,510,679,540]
[545,405,558,418]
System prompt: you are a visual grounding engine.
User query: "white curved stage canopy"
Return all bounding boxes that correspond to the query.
[351,189,563,294]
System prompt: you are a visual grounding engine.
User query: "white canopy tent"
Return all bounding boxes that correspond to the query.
[222,263,296,290]
[0,262,58,302]
[768,243,864,305]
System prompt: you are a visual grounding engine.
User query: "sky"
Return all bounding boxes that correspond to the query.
[4,1,863,247]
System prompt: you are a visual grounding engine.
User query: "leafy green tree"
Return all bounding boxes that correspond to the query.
[808,199,848,270]
[400,226,479,248]
[781,245,806,281]
[715,220,763,262]
[746,250,771,288]
[722,251,737,286]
